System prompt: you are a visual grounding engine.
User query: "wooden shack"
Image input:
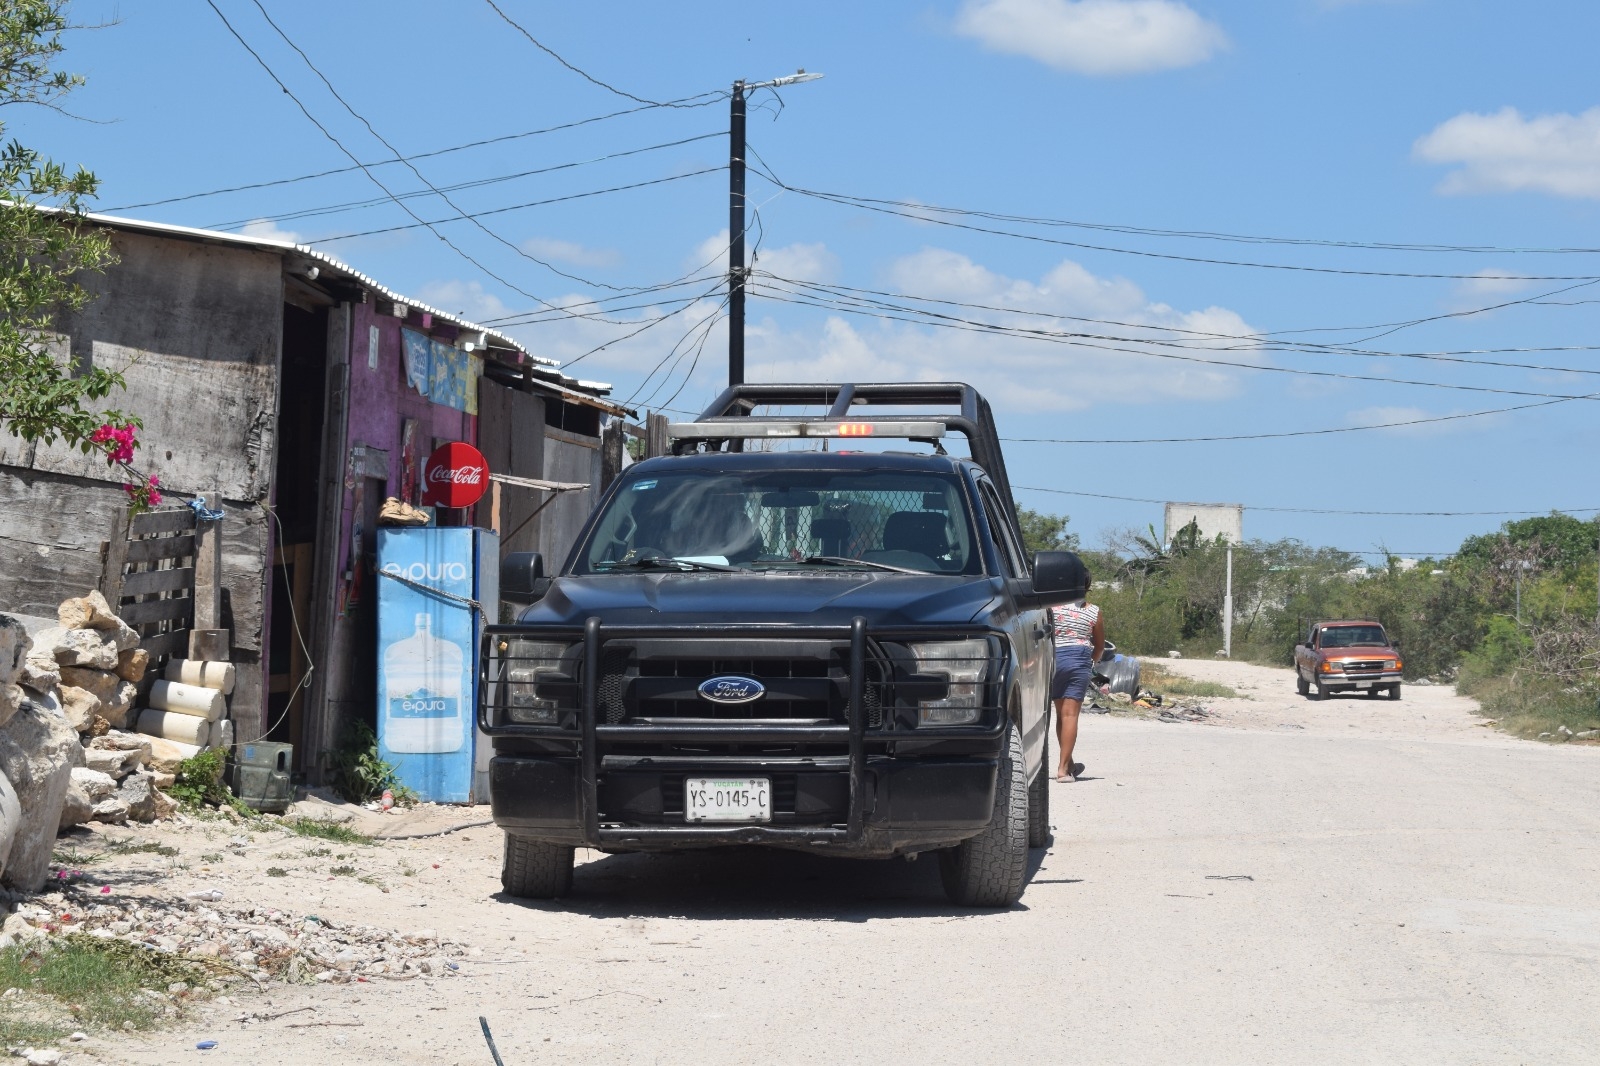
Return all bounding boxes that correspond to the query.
[0,213,632,781]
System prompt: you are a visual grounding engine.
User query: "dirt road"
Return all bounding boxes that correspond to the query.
[82,658,1600,1064]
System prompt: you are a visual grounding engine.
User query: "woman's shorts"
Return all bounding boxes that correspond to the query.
[1051,646,1093,702]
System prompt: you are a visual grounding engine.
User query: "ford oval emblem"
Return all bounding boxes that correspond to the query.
[698,676,765,704]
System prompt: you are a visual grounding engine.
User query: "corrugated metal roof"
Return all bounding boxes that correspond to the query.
[76,210,622,406]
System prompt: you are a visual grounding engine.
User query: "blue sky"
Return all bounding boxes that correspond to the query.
[28,0,1600,557]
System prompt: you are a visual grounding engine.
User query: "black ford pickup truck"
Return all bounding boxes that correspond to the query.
[478,383,1087,906]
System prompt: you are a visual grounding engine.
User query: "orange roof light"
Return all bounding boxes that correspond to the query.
[835,423,875,437]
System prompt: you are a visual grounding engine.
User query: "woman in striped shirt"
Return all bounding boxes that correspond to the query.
[1050,591,1105,782]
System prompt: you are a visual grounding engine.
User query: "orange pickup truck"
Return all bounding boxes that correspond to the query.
[1293,620,1403,701]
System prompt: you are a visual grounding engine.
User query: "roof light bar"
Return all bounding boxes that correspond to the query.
[668,420,947,441]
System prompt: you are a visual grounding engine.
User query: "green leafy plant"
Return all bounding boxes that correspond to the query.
[169,748,245,811]
[0,2,133,455]
[327,720,416,806]
[283,819,374,846]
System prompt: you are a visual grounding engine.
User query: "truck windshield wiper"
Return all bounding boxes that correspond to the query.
[791,555,928,574]
[597,556,745,573]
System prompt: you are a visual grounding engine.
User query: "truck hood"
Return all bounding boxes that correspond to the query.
[515,570,1005,630]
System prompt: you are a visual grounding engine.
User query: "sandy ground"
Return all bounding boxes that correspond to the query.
[46,658,1600,1065]
[1145,655,1519,745]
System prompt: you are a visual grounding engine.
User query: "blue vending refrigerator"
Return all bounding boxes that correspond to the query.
[375,526,498,803]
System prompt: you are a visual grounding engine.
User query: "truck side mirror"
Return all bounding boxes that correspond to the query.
[1025,550,1089,608]
[501,551,547,602]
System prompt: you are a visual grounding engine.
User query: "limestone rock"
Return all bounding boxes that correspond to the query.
[0,682,21,732]
[58,590,124,634]
[153,771,176,789]
[58,685,102,733]
[48,628,119,671]
[0,770,19,884]
[20,653,59,693]
[118,772,177,822]
[91,796,129,824]
[0,696,84,891]
[0,613,30,687]
[84,745,142,779]
[72,766,118,803]
[58,781,92,831]
[90,730,153,764]
[103,680,137,730]
[116,647,150,684]
[60,666,121,701]
[145,736,201,774]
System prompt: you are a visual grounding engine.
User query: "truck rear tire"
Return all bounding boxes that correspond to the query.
[501,833,574,899]
[1027,724,1050,849]
[941,722,1029,907]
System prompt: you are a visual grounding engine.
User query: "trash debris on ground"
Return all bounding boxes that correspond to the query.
[0,882,468,988]
[1205,874,1255,881]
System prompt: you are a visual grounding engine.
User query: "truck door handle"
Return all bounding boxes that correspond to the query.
[1032,626,1049,640]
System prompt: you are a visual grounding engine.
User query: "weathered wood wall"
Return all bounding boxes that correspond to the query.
[539,429,602,570]
[0,230,283,738]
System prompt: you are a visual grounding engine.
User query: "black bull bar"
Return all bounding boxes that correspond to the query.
[480,617,892,847]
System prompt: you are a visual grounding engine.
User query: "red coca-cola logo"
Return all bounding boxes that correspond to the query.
[422,442,490,508]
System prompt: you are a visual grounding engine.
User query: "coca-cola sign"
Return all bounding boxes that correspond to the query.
[422,442,490,508]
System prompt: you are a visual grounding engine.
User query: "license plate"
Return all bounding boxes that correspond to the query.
[685,778,771,823]
[1354,681,1372,688]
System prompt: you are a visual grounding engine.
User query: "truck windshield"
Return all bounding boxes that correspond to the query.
[1321,625,1389,648]
[579,468,981,575]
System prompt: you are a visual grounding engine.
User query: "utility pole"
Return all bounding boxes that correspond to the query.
[1223,544,1234,658]
[726,71,823,388]
[727,79,747,388]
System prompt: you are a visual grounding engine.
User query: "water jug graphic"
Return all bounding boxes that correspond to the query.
[382,612,465,753]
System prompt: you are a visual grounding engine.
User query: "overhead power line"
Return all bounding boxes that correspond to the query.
[1000,393,1599,444]
[242,0,637,293]
[763,275,1600,376]
[305,167,723,245]
[101,96,724,213]
[749,164,1600,282]
[483,0,697,108]
[1016,484,1600,518]
[204,0,608,320]
[754,186,1600,257]
[206,131,722,231]
[750,280,1600,403]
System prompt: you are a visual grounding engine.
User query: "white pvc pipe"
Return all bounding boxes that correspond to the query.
[137,708,211,747]
[149,680,225,721]
[164,660,236,695]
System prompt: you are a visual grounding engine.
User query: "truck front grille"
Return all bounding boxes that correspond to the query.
[596,641,880,725]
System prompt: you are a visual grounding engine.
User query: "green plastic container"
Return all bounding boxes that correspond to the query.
[229,741,294,813]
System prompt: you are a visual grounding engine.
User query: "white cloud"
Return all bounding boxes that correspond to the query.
[1414,106,1600,199]
[955,0,1228,76]
[1344,405,1483,437]
[752,241,840,285]
[1451,268,1537,307]
[412,279,518,325]
[694,229,841,285]
[521,237,622,270]
[237,218,303,244]
[421,241,1260,416]
[748,247,1261,413]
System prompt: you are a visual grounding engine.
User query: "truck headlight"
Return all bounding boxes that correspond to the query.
[501,640,569,724]
[908,638,991,726]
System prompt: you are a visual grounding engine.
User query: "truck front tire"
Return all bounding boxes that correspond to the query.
[501,833,574,899]
[940,722,1029,907]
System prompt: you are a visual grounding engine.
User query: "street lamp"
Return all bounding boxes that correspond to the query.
[728,71,824,388]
